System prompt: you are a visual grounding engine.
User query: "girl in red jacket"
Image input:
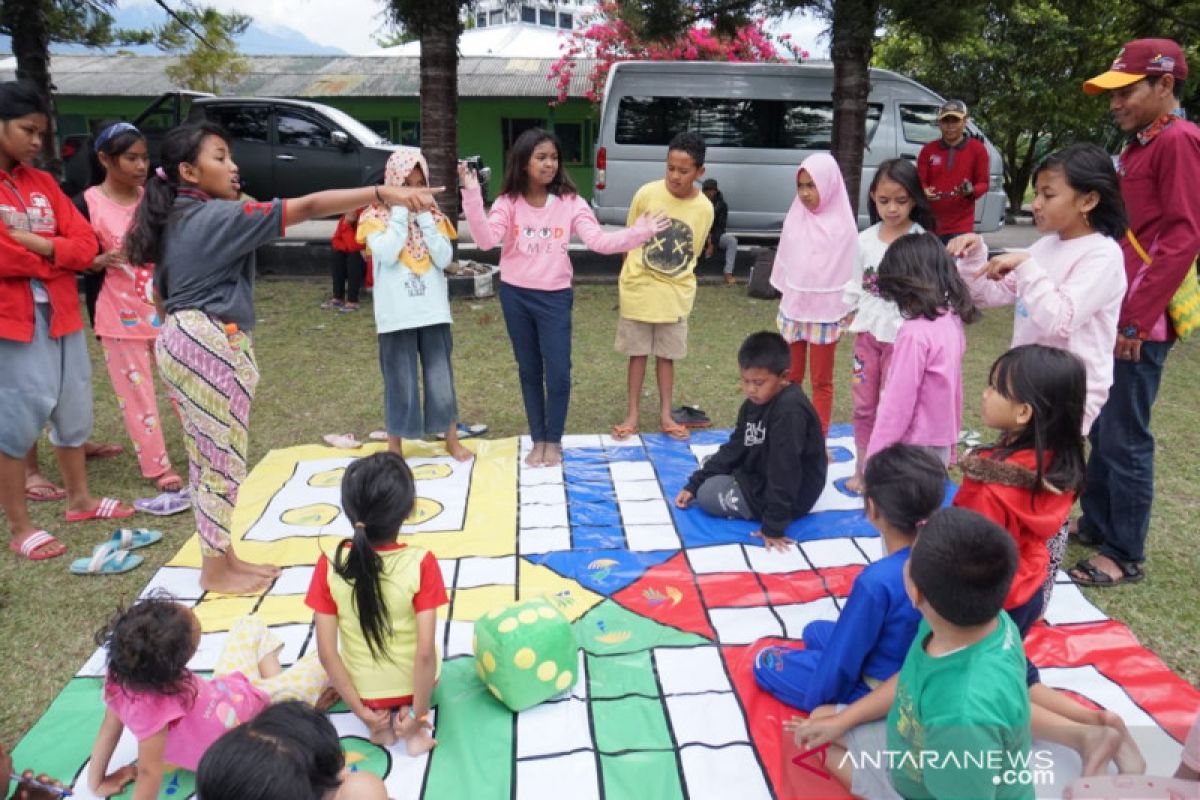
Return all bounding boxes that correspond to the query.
[956,343,1143,774]
[0,81,136,563]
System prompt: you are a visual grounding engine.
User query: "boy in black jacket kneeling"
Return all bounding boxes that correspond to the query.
[675,331,827,552]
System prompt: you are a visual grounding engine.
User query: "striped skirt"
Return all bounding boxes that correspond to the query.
[156,310,259,555]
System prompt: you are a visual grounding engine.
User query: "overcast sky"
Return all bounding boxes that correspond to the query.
[124,0,828,57]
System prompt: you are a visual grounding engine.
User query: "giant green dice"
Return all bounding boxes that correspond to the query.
[473,596,578,712]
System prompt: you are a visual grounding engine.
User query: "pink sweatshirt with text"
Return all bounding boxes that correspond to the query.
[866,311,966,459]
[462,185,656,291]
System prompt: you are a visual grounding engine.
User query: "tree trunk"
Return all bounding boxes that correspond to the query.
[419,7,462,226]
[828,0,879,219]
[2,0,60,173]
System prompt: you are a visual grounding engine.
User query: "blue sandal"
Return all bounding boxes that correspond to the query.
[70,542,144,576]
[108,528,163,551]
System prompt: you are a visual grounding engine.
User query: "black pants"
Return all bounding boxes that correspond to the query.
[331,250,364,303]
[83,270,105,328]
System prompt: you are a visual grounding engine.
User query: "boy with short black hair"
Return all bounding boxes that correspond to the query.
[701,178,739,285]
[791,506,1033,799]
[674,331,826,552]
[612,131,714,443]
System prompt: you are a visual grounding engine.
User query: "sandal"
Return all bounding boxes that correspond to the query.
[83,442,125,460]
[134,490,191,517]
[435,422,489,440]
[610,423,638,441]
[320,298,344,310]
[9,530,66,561]
[1068,557,1145,588]
[155,471,183,493]
[660,422,690,441]
[368,430,389,441]
[70,542,143,576]
[64,497,135,522]
[671,405,712,429]
[322,433,362,449]
[24,474,66,502]
[107,528,163,551]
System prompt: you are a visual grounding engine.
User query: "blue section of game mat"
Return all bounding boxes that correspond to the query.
[523,548,678,595]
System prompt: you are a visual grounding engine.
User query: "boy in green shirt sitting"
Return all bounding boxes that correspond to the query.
[791,507,1034,799]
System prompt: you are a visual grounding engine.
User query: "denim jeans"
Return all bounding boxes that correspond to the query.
[1078,339,1173,565]
[378,323,458,439]
[498,283,573,443]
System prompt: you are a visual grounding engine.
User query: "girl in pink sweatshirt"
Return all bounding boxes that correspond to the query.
[460,128,666,468]
[865,232,980,466]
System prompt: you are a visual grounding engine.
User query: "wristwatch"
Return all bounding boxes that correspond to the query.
[1121,325,1141,339]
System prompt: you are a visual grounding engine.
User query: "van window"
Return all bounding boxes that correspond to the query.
[615,97,881,149]
[899,104,941,145]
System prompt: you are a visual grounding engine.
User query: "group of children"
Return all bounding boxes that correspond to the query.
[4,70,1193,795]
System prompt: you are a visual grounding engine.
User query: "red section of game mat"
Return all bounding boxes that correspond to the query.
[611,551,717,640]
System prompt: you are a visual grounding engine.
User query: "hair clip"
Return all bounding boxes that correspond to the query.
[914,518,928,529]
[155,166,168,181]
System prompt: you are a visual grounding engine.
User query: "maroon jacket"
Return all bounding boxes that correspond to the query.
[917,135,989,237]
[0,163,99,342]
[1117,116,1200,340]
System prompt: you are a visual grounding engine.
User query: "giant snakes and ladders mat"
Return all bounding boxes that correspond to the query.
[14,425,1200,799]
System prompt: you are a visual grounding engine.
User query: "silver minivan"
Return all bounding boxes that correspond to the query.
[591,61,1006,233]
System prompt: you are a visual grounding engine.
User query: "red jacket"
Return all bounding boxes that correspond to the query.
[331,213,366,253]
[952,448,1074,609]
[1116,117,1200,339]
[0,164,99,342]
[917,135,989,237]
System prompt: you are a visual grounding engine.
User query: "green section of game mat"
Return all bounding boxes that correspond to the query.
[424,656,515,799]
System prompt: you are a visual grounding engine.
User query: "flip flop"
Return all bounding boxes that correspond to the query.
[70,542,143,576]
[322,433,362,449]
[84,442,125,460]
[435,423,489,440]
[671,405,712,429]
[660,422,690,441]
[9,530,66,561]
[64,496,135,522]
[108,528,163,551]
[134,490,192,517]
[367,430,389,441]
[24,476,66,502]
[610,423,638,441]
[1068,557,1145,588]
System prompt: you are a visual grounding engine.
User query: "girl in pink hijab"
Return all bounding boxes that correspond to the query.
[770,153,858,436]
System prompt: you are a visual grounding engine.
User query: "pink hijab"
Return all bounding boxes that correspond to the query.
[359,148,450,275]
[770,153,858,323]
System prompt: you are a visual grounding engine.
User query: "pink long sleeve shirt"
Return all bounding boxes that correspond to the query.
[866,311,966,459]
[461,185,656,291]
[957,233,1125,433]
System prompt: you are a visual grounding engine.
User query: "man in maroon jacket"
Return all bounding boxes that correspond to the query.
[1070,39,1200,587]
[916,99,989,242]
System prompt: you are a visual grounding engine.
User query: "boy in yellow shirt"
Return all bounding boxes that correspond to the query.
[611,132,714,441]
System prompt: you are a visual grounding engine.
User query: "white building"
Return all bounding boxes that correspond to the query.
[370,1,598,58]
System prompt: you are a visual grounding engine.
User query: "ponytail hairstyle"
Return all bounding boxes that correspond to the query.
[498,127,577,199]
[334,451,416,660]
[126,121,228,270]
[1032,143,1127,240]
[985,344,1086,497]
[868,158,937,232]
[876,231,980,323]
[86,120,146,188]
[862,443,946,536]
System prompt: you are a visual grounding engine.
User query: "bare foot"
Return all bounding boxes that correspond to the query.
[369,724,399,747]
[405,728,437,756]
[446,440,473,462]
[1100,710,1146,774]
[844,474,864,495]
[541,443,563,467]
[201,551,275,595]
[316,686,341,712]
[1078,722,1122,777]
[525,442,545,468]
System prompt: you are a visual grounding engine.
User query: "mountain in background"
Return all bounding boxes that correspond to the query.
[0,4,345,56]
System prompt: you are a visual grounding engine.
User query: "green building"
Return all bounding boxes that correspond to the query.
[5,54,601,200]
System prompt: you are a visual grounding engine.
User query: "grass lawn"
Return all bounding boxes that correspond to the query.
[2,279,1198,742]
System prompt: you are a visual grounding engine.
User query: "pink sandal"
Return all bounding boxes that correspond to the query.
[65,497,135,522]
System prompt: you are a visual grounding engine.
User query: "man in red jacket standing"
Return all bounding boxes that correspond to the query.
[1070,39,1200,587]
[917,100,990,243]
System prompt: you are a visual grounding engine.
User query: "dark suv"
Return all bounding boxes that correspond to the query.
[61,92,489,201]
